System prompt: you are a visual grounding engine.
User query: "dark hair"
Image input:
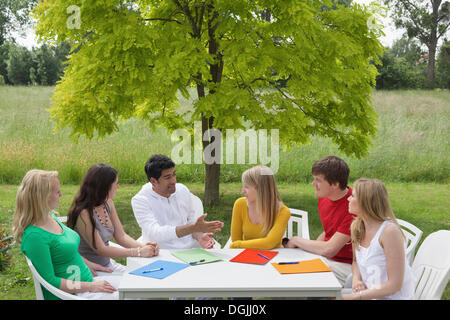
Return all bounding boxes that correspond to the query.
[311,156,349,190]
[144,154,175,181]
[67,164,118,249]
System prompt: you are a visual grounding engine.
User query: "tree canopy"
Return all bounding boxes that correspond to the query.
[33,0,384,203]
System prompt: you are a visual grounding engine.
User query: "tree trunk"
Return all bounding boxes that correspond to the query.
[202,115,221,206]
[427,0,440,89]
[427,42,437,89]
[202,5,223,206]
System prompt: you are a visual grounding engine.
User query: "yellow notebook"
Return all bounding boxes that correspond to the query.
[271,258,332,274]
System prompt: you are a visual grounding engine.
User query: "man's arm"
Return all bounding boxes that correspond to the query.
[286,232,350,259]
[175,214,223,238]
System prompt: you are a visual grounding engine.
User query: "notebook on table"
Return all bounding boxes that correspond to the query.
[229,248,278,264]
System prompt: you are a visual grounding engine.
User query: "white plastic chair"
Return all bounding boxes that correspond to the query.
[25,256,86,300]
[397,218,423,265]
[412,230,450,300]
[285,208,310,240]
[191,194,221,249]
[223,207,310,248]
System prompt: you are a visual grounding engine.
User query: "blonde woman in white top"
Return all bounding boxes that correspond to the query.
[342,178,415,300]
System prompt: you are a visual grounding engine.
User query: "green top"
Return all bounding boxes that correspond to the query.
[21,214,93,300]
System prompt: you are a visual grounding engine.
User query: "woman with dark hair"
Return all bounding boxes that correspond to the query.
[68,164,159,273]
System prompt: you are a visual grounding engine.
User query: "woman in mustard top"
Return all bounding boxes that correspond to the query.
[230,165,290,249]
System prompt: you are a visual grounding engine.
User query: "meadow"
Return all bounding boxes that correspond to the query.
[0,86,449,185]
[0,86,449,299]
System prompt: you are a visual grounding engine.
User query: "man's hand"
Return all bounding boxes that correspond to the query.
[196,232,215,249]
[193,214,224,233]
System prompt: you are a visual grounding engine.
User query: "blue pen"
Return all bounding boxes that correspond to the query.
[278,262,299,265]
[143,267,164,273]
[189,259,206,265]
[257,252,270,260]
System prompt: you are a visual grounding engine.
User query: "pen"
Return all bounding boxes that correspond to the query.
[189,259,206,265]
[142,267,164,273]
[257,252,270,260]
[278,262,299,265]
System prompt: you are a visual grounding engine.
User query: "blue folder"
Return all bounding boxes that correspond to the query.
[129,260,189,279]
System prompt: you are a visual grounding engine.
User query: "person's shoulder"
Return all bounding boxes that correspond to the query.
[175,183,190,194]
[21,225,49,247]
[132,183,152,201]
[279,204,291,216]
[380,221,404,245]
[234,197,247,205]
[382,221,403,237]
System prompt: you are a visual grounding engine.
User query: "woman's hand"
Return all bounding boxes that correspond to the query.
[140,243,159,257]
[352,279,367,293]
[89,280,116,293]
[83,258,113,276]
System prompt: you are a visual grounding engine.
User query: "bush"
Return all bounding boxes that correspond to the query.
[0,225,14,272]
[436,41,450,89]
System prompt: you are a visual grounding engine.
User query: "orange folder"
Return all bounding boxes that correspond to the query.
[271,258,332,274]
[230,248,278,264]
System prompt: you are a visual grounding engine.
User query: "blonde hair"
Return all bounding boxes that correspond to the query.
[350,178,403,246]
[242,165,283,236]
[12,169,59,243]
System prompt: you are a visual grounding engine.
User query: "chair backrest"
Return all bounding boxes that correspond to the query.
[191,194,204,218]
[397,218,423,265]
[285,208,310,240]
[412,230,450,300]
[25,256,86,300]
[191,193,221,249]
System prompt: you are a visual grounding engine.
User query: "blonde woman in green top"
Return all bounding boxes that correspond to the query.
[13,169,118,300]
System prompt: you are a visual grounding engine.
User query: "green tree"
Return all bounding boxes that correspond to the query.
[6,43,33,85]
[33,0,383,205]
[436,40,450,88]
[383,0,450,88]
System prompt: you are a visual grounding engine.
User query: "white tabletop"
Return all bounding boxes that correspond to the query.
[118,248,342,299]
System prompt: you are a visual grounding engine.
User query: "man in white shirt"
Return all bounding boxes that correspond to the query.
[132,154,224,249]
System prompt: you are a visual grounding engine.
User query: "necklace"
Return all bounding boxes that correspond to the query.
[94,204,110,227]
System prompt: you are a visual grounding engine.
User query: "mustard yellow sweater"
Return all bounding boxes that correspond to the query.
[230,197,291,249]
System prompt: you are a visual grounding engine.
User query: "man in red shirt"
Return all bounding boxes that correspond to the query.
[286,156,354,285]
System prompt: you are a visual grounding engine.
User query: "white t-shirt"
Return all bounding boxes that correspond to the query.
[131,183,200,249]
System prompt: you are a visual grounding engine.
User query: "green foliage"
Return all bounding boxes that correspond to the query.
[33,0,383,160]
[6,44,33,85]
[375,36,431,90]
[1,42,69,85]
[436,41,450,89]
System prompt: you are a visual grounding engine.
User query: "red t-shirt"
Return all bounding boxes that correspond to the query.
[318,187,355,264]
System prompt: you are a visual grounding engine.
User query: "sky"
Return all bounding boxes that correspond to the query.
[13,0,404,49]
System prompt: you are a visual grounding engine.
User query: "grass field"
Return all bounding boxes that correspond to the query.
[0,86,449,185]
[0,86,449,299]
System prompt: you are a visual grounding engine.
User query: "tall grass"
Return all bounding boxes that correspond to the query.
[0,86,449,185]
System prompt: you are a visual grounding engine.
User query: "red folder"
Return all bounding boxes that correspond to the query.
[229,248,278,264]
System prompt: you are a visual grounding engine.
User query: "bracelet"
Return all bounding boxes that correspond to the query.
[359,291,363,300]
[137,246,141,257]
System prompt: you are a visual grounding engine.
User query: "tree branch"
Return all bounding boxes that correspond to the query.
[145,18,182,24]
